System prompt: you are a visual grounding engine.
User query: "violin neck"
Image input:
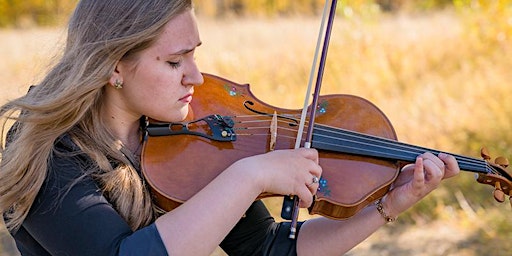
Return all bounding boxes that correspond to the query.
[311,124,489,174]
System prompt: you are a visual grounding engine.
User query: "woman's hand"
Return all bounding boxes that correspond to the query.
[232,148,322,208]
[383,152,460,218]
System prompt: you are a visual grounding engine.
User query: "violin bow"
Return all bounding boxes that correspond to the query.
[285,0,339,239]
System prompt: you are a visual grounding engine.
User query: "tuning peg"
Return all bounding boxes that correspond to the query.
[481,147,491,160]
[493,181,506,203]
[494,189,505,203]
[495,156,509,168]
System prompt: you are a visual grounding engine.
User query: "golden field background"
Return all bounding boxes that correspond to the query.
[2,3,512,256]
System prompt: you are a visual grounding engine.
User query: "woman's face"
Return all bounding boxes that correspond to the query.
[109,9,203,123]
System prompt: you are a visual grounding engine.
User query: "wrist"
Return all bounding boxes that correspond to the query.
[229,158,266,195]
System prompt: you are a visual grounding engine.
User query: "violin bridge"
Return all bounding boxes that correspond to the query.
[270,111,278,151]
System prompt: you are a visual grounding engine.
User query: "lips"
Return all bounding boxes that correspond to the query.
[179,93,193,103]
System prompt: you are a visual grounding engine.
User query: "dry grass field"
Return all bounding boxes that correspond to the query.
[1,7,512,256]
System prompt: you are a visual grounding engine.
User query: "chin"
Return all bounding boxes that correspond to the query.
[177,107,190,121]
[153,105,190,122]
[149,109,188,123]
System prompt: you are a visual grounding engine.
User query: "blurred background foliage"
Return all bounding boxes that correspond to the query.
[0,0,490,27]
[2,0,512,255]
[0,0,76,27]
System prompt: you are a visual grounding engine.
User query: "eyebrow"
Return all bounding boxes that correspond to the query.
[170,41,202,56]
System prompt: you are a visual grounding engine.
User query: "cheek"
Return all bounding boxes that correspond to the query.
[146,102,190,122]
[124,64,186,120]
[137,85,188,121]
[133,70,181,101]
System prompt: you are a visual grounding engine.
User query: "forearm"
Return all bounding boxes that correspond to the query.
[297,203,387,255]
[155,161,262,256]
[296,153,460,255]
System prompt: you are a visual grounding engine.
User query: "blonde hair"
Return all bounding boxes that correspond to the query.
[0,0,192,232]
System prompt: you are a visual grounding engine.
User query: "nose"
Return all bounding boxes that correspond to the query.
[182,60,204,87]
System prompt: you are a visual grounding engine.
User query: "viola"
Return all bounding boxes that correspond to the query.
[141,73,512,219]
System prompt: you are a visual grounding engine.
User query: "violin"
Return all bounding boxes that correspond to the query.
[141,73,512,219]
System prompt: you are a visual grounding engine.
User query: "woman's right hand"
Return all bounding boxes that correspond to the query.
[231,148,322,208]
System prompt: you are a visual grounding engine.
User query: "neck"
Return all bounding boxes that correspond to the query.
[101,110,142,153]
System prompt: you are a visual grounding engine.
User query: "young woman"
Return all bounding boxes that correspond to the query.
[0,0,459,255]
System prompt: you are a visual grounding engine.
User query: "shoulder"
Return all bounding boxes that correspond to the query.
[49,134,93,181]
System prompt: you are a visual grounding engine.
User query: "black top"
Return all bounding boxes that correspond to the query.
[8,135,302,255]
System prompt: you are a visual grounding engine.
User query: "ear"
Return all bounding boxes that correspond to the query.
[108,62,123,86]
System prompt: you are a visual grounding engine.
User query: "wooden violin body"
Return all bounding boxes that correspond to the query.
[141,73,512,219]
[143,73,399,219]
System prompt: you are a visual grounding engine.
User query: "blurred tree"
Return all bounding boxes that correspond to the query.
[0,0,467,27]
[0,0,77,27]
[376,0,404,12]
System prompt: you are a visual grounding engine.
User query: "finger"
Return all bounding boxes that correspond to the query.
[438,153,460,179]
[297,148,319,164]
[412,156,425,189]
[305,175,320,195]
[296,186,314,208]
[310,164,323,181]
[298,150,322,180]
[421,152,444,169]
[298,197,313,208]
[307,184,319,196]
[422,158,445,182]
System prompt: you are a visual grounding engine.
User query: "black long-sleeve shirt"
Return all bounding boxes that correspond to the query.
[8,135,301,255]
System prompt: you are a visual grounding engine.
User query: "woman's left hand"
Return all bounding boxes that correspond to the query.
[383,152,460,218]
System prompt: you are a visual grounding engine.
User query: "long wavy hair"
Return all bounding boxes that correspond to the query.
[0,0,192,232]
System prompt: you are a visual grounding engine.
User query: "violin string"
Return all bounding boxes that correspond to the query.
[312,124,490,173]
[233,114,475,165]
[314,124,482,163]
[230,114,495,175]
[234,114,467,163]
[230,113,507,176]
[315,123,484,163]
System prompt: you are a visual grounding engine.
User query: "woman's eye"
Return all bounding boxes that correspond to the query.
[167,61,181,69]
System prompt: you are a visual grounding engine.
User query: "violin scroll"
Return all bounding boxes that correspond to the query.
[477,147,512,208]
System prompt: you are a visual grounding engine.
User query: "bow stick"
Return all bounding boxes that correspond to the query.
[284,0,339,239]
